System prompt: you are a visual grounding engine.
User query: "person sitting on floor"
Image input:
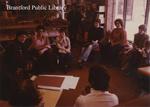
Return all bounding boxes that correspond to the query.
[78,19,104,64]
[56,28,72,71]
[74,65,119,107]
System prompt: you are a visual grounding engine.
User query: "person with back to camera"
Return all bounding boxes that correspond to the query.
[9,79,43,107]
[74,65,119,107]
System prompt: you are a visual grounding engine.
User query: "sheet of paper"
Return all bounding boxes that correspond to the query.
[69,76,80,89]
[35,75,80,90]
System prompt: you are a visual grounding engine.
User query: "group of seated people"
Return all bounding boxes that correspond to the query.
[2,25,72,75]
[0,25,72,106]
[0,18,149,77]
[78,18,150,72]
[0,18,150,107]
[0,18,150,74]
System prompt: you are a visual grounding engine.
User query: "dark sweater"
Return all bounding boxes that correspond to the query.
[5,40,30,72]
[88,27,104,42]
[134,33,149,49]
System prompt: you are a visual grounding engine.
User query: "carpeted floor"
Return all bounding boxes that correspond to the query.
[44,45,141,107]
[53,64,141,107]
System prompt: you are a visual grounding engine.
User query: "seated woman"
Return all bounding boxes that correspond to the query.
[56,28,72,71]
[78,19,104,64]
[9,79,43,107]
[109,18,128,65]
[29,26,51,55]
[29,25,56,72]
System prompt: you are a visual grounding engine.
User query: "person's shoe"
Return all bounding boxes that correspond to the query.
[78,59,86,69]
[79,62,83,68]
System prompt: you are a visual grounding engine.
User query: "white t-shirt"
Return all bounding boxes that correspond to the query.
[74,89,119,107]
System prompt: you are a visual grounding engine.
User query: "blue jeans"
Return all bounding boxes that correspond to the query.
[80,42,99,62]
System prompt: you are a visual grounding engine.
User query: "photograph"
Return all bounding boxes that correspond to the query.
[0,0,150,107]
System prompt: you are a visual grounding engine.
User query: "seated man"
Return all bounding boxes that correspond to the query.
[74,66,119,107]
[132,24,149,65]
[134,24,149,50]
[78,19,104,64]
[124,25,149,74]
[4,31,32,74]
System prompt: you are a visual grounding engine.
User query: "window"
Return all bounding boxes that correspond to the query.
[125,0,147,40]
[114,0,149,41]
[114,0,124,20]
[126,0,134,20]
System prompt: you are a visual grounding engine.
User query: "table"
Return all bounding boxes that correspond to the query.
[34,75,79,107]
[39,89,62,107]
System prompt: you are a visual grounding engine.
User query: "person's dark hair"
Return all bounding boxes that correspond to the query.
[16,31,27,38]
[36,25,45,32]
[58,28,66,33]
[9,79,42,107]
[88,66,110,91]
[139,24,147,32]
[114,18,124,27]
